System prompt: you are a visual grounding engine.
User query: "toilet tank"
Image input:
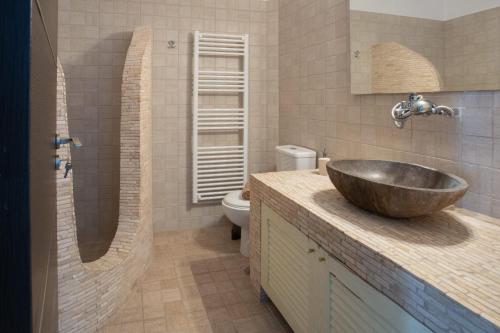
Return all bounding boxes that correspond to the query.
[276,145,317,171]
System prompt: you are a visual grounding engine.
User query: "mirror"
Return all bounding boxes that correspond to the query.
[350,0,500,94]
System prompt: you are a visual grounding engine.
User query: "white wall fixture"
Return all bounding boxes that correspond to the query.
[192,31,249,203]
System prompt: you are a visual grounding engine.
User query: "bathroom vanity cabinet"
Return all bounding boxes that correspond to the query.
[252,171,500,332]
[261,203,432,333]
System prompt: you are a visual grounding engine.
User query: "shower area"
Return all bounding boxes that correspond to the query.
[58,21,132,262]
[57,26,153,332]
[58,0,278,247]
[56,0,279,331]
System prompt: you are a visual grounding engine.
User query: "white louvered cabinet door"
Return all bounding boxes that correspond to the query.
[260,204,432,333]
[326,258,433,333]
[261,204,318,333]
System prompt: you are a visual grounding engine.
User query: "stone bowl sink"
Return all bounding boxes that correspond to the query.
[326,160,468,218]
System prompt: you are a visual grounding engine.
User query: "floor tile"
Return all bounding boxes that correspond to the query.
[101,224,292,333]
[144,318,167,333]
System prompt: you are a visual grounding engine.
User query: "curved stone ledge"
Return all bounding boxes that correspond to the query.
[56,26,153,332]
[371,42,443,94]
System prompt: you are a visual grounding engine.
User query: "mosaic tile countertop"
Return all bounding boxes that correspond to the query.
[249,170,500,333]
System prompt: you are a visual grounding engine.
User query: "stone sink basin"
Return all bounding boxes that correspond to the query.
[326,160,469,218]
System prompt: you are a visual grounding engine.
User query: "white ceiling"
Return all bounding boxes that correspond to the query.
[350,0,500,21]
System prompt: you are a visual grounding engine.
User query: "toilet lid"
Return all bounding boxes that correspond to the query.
[223,190,250,209]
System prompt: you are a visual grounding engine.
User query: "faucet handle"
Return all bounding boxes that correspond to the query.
[408,93,424,103]
[64,160,73,178]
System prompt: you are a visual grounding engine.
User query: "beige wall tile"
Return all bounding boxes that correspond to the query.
[278,0,500,218]
[59,0,280,232]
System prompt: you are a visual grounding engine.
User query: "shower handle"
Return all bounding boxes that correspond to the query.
[64,161,73,178]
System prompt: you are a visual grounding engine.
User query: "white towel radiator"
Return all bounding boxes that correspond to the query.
[192,31,249,203]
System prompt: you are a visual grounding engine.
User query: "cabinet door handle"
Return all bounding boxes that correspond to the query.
[318,257,326,262]
[307,248,315,254]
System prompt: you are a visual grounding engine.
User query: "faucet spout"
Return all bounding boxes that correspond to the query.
[393,120,405,128]
[54,134,83,149]
[433,105,455,116]
[70,137,82,148]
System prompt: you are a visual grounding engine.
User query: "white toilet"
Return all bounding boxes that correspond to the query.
[222,145,316,256]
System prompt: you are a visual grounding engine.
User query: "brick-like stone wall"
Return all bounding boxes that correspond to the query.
[56,26,153,332]
[371,42,442,94]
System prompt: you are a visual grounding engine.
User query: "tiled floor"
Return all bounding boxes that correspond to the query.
[100,222,292,333]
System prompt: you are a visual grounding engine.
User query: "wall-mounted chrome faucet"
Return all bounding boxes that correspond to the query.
[391,93,457,128]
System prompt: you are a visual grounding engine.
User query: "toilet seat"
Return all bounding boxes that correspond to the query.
[222,190,250,209]
[222,190,250,257]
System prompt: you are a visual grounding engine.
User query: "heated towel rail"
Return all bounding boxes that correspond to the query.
[192,31,249,203]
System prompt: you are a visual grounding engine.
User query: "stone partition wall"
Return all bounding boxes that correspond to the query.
[56,26,153,332]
